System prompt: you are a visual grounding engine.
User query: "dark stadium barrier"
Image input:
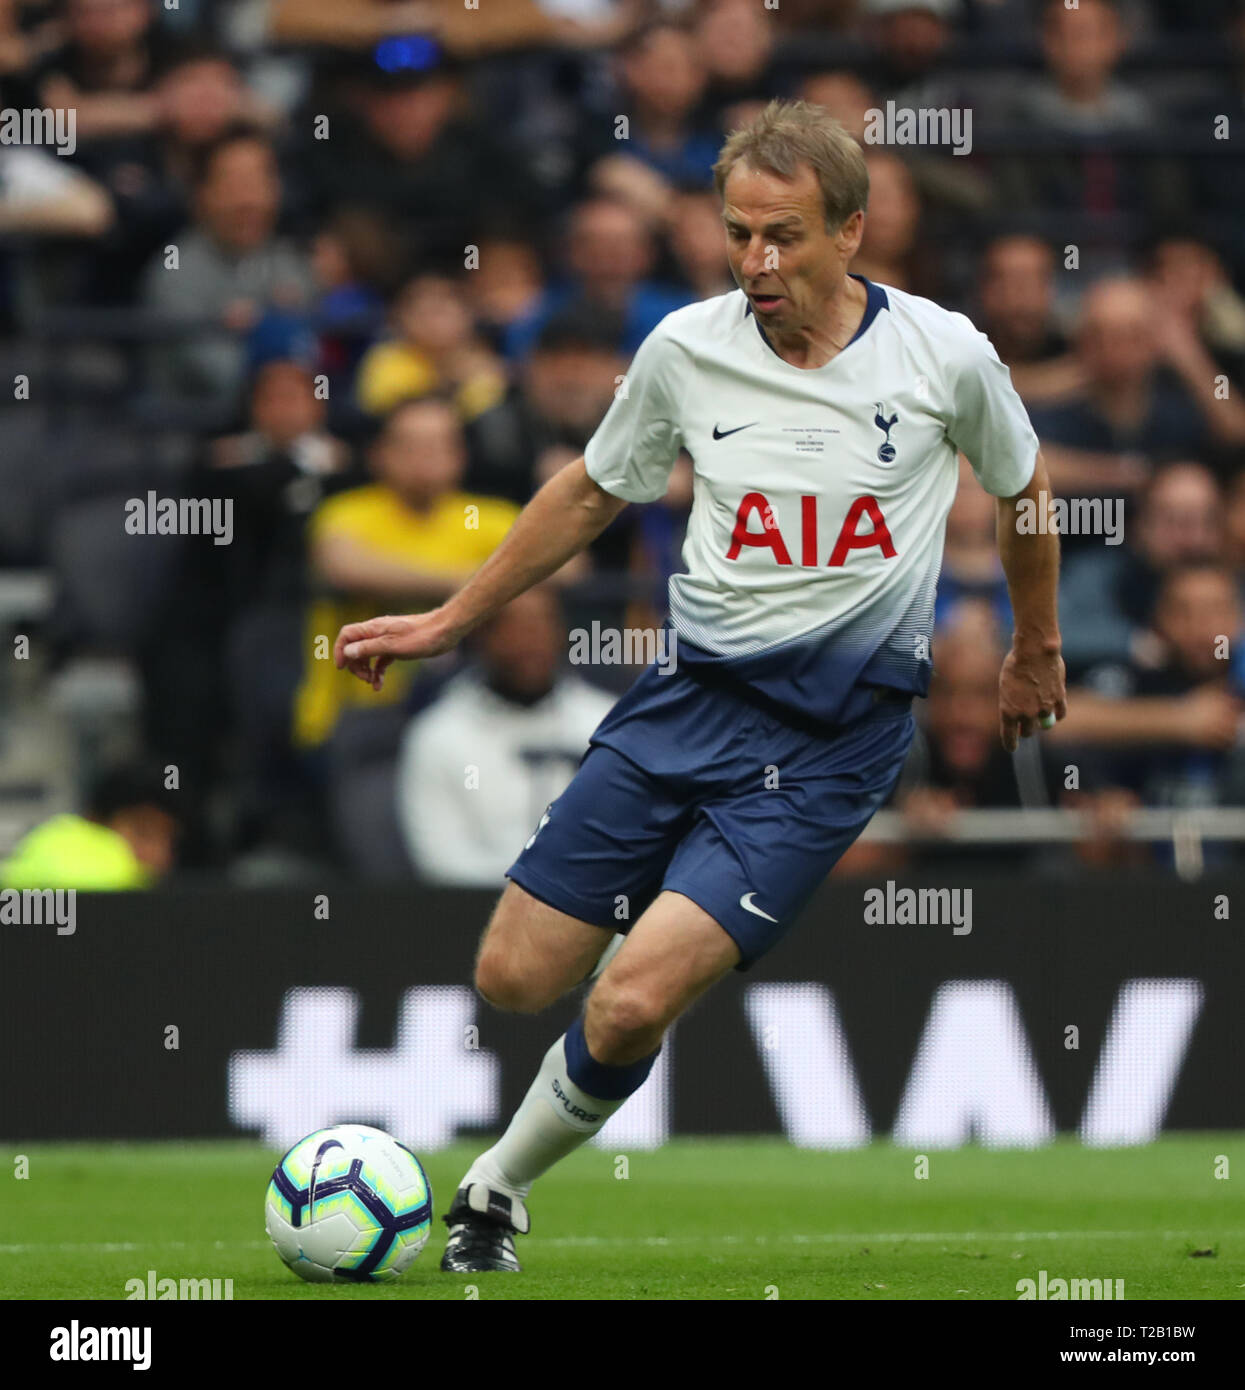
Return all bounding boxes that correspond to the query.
[1,872,1241,1147]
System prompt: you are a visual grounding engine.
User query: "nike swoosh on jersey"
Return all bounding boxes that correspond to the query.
[712,422,759,439]
[739,892,778,922]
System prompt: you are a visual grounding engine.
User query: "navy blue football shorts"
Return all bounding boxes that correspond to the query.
[506,663,915,970]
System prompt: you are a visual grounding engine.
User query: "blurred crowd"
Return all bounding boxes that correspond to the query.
[0,0,1242,888]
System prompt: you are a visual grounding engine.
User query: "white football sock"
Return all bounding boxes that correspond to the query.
[463,1035,626,1202]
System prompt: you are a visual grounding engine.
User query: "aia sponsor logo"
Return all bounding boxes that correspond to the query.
[725,493,896,567]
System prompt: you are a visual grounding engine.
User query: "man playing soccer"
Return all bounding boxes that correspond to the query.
[335,101,1066,1272]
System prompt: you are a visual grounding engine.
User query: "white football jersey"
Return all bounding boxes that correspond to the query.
[584,276,1038,725]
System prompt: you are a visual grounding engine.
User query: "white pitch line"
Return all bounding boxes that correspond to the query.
[537,1230,1236,1248]
[1,1230,1237,1255]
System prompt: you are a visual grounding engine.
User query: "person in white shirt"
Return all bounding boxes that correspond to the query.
[395,587,614,886]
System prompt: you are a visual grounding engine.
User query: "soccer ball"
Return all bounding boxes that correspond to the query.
[265,1124,433,1282]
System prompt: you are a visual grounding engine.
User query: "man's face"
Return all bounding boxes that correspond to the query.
[69,0,150,55]
[364,78,457,161]
[567,203,652,292]
[1155,571,1242,679]
[857,153,917,263]
[1137,468,1223,570]
[621,27,705,120]
[523,343,626,436]
[251,363,323,445]
[1042,0,1122,88]
[670,192,731,283]
[694,0,773,84]
[197,139,280,252]
[373,403,464,506]
[799,72,873,141]
[1077,282,1157,388]
[478,590,561,698]
[394,277,471,354]
[981,237,1054,340]
[160,59,244,147]
[721,160,860,332]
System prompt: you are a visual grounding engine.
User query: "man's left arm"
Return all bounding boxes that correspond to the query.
[995,452,1068,752]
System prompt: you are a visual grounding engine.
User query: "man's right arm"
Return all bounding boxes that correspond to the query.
[334,456,626,688]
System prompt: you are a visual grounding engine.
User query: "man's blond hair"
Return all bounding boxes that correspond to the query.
[713,99,869,232]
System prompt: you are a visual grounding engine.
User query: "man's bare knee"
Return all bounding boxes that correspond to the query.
[472,883,610,1014]
[474,946,554,1015]
[584,978,666,1062]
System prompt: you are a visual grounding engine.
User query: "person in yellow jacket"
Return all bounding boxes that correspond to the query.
[0,763,180,891]
[355,273,508,423]
[293,396,520,748]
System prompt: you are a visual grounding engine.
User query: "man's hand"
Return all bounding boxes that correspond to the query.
[999,643,1067,752]
[334,610,460,691]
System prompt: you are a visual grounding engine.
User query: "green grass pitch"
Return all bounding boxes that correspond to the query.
[5,1136,1242,1300]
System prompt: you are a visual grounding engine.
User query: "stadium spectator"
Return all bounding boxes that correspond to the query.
[848,151,926,293]
[586,22,719,227]
[354,271,508,422]
[295,57,529,266]
[308,207,404,394]
[691,0,779,132]
[0,0,59,88]
[666,187,735,300]
[139,127,313,414]
[138,358,356,856]
[462,236,545,352]
[1028,278,1240,496]
[861,0,965,109]
[502,196,692,361]
[205,357,356,607]
[1052,562,1245,812]
[1059,461,1225,677]
[1146,235,1245,426]
[77,46,277,301]
[395,587,613,886]
[976,235,1078,404]
[292,397,520,750]
[802,64,992,221]
[0,761,181,890]
[800,71,873,144]
[36,0,181,143]
[999,0,1175,220]
[465,306,628,505]
[1015,0,1152,136]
